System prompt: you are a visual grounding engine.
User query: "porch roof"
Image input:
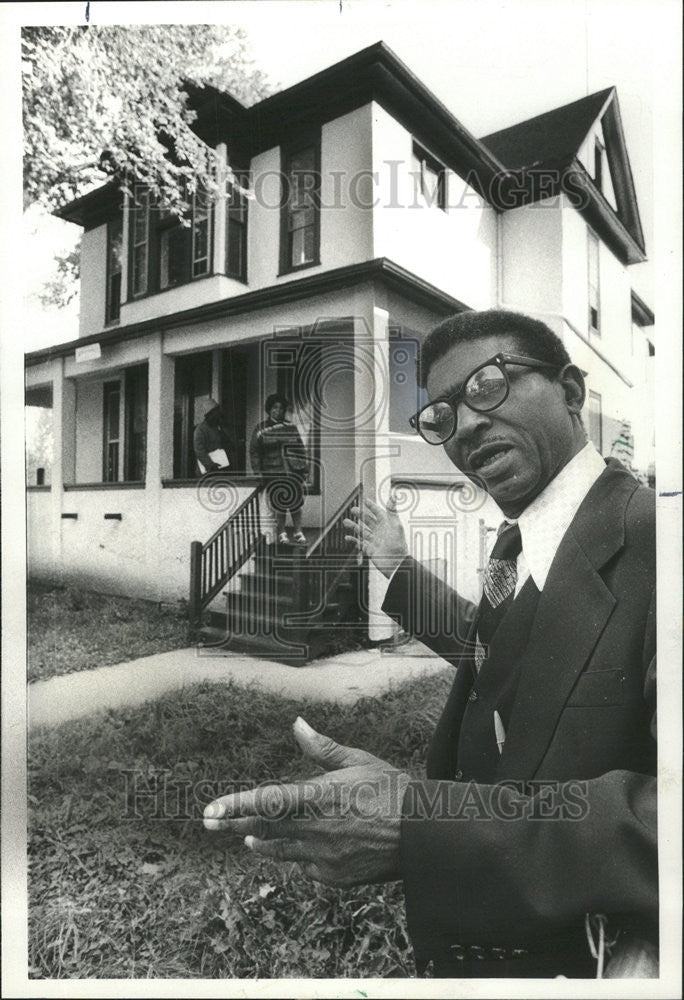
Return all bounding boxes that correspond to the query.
[24,257,468,367]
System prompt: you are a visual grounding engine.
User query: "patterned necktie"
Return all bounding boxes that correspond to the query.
[474,521,523,671]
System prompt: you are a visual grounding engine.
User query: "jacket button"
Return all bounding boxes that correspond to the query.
[454,769,464,780]
[468,690,479,702]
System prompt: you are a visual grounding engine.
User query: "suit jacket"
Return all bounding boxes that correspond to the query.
[382,460,656,968]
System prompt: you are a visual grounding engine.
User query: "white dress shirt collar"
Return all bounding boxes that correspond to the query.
[504,443,607,593]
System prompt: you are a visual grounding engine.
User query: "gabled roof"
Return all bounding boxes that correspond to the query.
[53,44,646,264]
[481,89,614,170]
[481,88,646,263]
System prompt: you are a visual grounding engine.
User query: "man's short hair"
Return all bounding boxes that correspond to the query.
[418,309,572,388]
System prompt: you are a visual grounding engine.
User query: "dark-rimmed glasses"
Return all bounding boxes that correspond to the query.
[409,353,564,445]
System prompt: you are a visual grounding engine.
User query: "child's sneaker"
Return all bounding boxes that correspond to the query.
[278,531,290,544]
[292,531,307,544]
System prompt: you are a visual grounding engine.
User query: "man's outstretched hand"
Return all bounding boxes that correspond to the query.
[343,497,409,578]
[203,717,409,887]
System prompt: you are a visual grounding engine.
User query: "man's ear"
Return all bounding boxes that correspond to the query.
[559,364,586,415]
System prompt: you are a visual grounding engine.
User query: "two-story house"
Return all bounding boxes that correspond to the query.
[25,42,654,656]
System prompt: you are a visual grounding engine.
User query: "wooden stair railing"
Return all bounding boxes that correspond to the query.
[189,484,263,628]
[288,483,365,628]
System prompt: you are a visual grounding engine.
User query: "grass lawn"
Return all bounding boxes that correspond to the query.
[28,582,189,683]
[29,671,452,979]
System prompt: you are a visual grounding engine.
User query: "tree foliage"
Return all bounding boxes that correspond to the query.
[22,24,270,214]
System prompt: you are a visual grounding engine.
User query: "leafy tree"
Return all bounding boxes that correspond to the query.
[22,25,270,308]
[22,24,270,212]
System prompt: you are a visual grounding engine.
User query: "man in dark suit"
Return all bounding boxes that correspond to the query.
[203,310,657,978]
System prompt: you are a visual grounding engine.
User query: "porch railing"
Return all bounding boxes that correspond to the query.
[290,483,365,624]
[189,484,263,626]
[305,482,363,561]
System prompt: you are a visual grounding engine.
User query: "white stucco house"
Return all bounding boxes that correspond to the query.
[25,42,654,657]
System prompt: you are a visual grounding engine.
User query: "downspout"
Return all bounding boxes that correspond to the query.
[495,210,504,308]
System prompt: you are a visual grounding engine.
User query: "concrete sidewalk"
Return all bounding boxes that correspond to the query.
[28,642,450,731]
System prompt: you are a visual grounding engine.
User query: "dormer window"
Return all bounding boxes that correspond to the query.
[412,141,447,210]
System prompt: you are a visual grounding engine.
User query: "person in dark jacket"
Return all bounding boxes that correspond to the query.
[249,393,308,545]
[204,311,657,980]
[193,399,235,475]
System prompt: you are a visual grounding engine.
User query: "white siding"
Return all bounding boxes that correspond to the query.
[371,103,497,308]
[79,225,107,337]
[501,199,564,313]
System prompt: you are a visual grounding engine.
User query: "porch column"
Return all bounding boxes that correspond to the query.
[50,356,76,580]
[144,332,175,600]
[353,297,396,641]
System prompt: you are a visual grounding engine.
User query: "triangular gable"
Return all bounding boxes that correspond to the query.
[481,88,645,258]
[481,88,614,170]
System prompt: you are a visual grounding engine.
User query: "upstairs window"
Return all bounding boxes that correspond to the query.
[129,186,213,298]
[588,230,600,335]
[226,177,248,281]
[131,190,149,298]
[158,206,186,290]
[280,137,320,273]
[412,141,447,210]
[105,215,123,323]
[192,188,211,278]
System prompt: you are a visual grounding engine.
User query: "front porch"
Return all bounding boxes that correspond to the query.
[26,280,499,654]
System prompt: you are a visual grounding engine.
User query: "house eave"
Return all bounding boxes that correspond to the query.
[631,289,655,327]
[240,42,508,195]
[24,258,467,368]
[568,160,646,264]
[54,181,122,228]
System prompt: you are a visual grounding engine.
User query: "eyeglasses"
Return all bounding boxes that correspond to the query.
[409,353,563,445]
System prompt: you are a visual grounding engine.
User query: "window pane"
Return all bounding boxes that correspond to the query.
[103,383,121,482]
[282,141,319,270]
[288,206,314,231]
[192,193,210,277]
[588,232,600,333]
[291,226,316,267]
[160,226,186,288]
[133,227,148,297]
[125,365,148,481]
[227,217,246,279]
[303,226,315,263]
[133,193,148,243]
[289,147,315,175]
[412,142,446,210]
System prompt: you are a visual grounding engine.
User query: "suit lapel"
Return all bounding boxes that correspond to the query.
[496,461,638,780]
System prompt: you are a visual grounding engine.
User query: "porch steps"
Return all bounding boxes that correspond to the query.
[198,532,366,665]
